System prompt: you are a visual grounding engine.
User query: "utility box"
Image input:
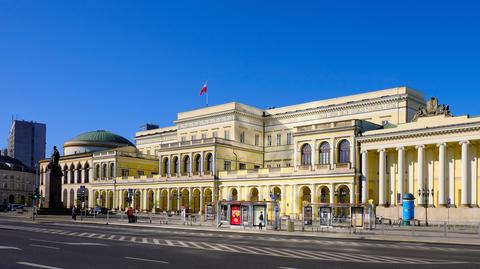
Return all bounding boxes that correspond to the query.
[402,193,415,225]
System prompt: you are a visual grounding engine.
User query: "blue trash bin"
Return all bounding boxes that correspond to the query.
[402,193,415,225]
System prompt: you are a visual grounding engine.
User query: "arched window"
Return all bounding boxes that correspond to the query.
[163,158,169,175]
[206,154,212,172]
[194,155,201,173]
[84,163,90,183]
[63,165,68,184]
[338,140,350,163]
[173,157,179,174]
[77,164,82,183]
[95,164,100,179]
[319,142,330,165]
[301,144,312,165]
[109,163,115,179]
[102,163,107,178]
[183,156,190,173]
[69,164,75,184]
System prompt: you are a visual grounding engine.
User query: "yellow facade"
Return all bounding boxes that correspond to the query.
[39,87,480,221]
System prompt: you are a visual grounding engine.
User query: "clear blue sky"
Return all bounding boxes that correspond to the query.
[1,1,480,157]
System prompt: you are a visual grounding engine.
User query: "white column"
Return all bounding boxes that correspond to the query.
[397,147,405,205]
[199,188,204,213]
[177,188,181,211]
[361,150,368,203]
[311,142,316,170]
[281,185,286,216]
[166,188,171,211]
[177,154,181,176]
[310,184,316,203]
[329,184,335,204]
[212,152,217,176]
[168,154,172,176]
[159,156,163,177]
[349,184,354,204]
[200,151,204,176]
[378,149,386,206]
[189,153,193,176]
[438,143,446,207]
[460,141,470,207]
[142,189,148,211]
[81,169,85,184]
[417,145,425,205]
[188,187,193,209]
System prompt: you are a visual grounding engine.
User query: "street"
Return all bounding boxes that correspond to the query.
[0,217,479,269]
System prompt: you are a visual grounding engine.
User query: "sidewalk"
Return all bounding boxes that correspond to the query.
[3,212,480,246]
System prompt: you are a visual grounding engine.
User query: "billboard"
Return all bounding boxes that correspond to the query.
[253,205,266,226]
[230,205,241,225]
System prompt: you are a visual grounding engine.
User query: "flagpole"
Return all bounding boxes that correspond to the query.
[206,91,208,107]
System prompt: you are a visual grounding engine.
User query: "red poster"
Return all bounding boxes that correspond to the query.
[230,205,241,225]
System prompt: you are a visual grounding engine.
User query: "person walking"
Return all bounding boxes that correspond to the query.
[126,207,134,223]
[259,211,264,230]
[71,206,77,221]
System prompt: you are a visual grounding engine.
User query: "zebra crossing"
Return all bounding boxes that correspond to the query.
[0,224,467,264]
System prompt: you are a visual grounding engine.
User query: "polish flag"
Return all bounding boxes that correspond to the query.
[199,81,208,95]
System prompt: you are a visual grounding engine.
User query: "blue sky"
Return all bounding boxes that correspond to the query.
[1,1,480,156]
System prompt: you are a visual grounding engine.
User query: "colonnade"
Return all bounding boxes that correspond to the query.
[361,141,477,207]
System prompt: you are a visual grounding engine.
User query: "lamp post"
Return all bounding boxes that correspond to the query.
[269,191,280,230]
[418,188,434,226]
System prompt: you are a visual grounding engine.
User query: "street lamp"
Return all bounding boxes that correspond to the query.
[269,191,281,230]
[418,188,434,226]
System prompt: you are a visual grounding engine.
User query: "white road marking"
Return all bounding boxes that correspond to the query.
[16,261,64,269]
[141,238,149,243]
[30,239,107,246]
[279,267,299,269]
[165,240,174,246]
[152,238,160,245]
[29,244,60,250]
[124,256,168,264]
[216,243,241,253]
[0,246,21,250]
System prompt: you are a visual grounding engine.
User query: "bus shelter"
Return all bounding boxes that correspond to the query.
[303,203,372,228]
[216,200,269,229]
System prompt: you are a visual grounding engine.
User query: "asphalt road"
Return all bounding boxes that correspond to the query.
[0,217,479,269]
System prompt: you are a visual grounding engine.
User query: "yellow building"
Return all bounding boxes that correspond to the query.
[39,130,158,209]
[39,87,480,222]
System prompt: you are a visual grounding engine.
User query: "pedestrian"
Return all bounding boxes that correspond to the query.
[126,207,134,223]
[71,206,77,221]
[259,211,264,230]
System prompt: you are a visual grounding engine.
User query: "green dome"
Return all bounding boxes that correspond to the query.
[69,130,134,147]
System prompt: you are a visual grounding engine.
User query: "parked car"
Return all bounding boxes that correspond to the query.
[89,206,108,215]
[0,204,8,212]
[8,204,25,211]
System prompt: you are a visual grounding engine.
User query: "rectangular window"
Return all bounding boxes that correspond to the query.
[191,135,196,141]
[138,170,144,176]
[255,134,260,146]
[224,161,231,171]
[276,134,281,145]
[181,136,186,142]
[239,163,246,170]
[224,130,230,140]
[121,169,129,177]
[240,132,245,143]
[287,133,292,145]
[267,135,272,146]
[254,165,260,169]
[212,131,218,138]
[201,133,207,139]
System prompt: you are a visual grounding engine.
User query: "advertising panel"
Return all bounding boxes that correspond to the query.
[303,206,312,225]
[351,207,364,227]
[230,205,241,225]
[206,205,214,220]
[319,207,332,226]
[241,205,249,226]
[253,205,266,226]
